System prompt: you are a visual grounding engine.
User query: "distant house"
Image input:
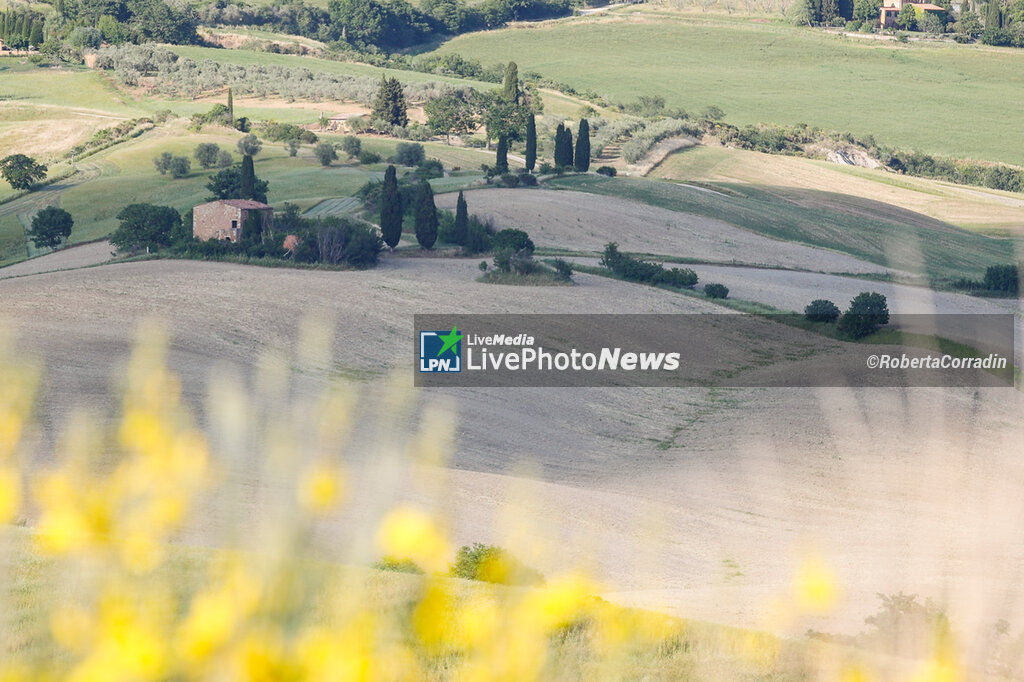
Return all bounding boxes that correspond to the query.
[880,0,945,27]
[193,199,274,243]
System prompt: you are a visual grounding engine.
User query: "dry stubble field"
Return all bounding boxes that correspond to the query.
[1,254,1022,651]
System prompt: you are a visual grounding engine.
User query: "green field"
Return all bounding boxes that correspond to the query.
[547,174,1019,281]
[0,118,499,262]
[427,9,1024,165]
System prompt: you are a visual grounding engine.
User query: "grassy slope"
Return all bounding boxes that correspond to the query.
[427,9,1024,165]
[0,525,821,680]
[547,174,1018,281]
[650,145,1024,236]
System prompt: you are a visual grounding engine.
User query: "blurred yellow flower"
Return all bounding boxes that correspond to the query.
[794,553,839,613]
[297,461,345,514]
[0,466,20,524]
[375,506,450,574]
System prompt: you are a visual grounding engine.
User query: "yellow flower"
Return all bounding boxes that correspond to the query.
[793,553,839,613]
[297,462,345,514]
[51,606,95,655]
[375,506,450,574]
[0,466,20,524]
[176,567,262,664]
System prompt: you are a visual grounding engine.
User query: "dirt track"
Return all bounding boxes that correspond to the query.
[3,257,1023,640]
[436,188,892,274]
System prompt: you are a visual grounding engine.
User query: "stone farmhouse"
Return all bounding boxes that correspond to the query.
[193,199,274,243]
[879,0,945,27]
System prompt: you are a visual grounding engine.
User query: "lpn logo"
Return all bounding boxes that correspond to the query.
[419,326,463,373]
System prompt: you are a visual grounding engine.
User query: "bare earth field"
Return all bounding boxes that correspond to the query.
[435,189,892,274]
[2,257,1023,648]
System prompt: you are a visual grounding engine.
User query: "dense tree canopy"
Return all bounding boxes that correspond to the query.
[372,76,409,127]
[0,154,47,191]
[28,207,74,249]
[110,204,181,252]
[424,93,476,143]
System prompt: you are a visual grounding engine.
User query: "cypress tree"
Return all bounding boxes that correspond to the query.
[453,190,468,245]
[414,182,437,249]
[502,61,519,104]
[239,155,255,200]
[29,20,42,47]
[525,113,536,172]
[554,124,566,167]
[563,128,574,169]
[227,87,234,126]
[495,135,509,174]
[574,119,590,172]
[380,165,402,250]
[986,0,1000,26]
[22,16,30,41]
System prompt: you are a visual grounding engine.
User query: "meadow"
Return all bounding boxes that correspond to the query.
[427,8,1024,165]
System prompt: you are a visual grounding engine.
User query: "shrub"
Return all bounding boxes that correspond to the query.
[301,217,383,267]
[463,218,492,255]
[982,264,1019,294]
[194,143,221,169]
[436,210,457,244]
[340,136,362,158]
[845,19,862,30]
[491,229,534,256]
[499,173,519,188]
[406,122,432,141]
[314,142,338,166]
[517,173,538,186]
[153,151,173,175]
[596,165,617,177]
[236,133,262,157]
[217,150,233,167]
[479,260,488,271]
[837,292,890,339]
[804,299,841,322]
[285,139,300,157]
[373,557,423,574]
[414,159,444,180]
[552,258,573,282]
[450,543,544,586]
[358,150,382,165]
[704,283,729,299]
[655,267,698,288]
[391,142,425,167]
[600,242,697,288]
[538,162,555,174]
[168,156,191,179]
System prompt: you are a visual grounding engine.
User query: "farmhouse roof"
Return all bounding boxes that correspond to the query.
[912,3,944,8]
[207,199,274,210]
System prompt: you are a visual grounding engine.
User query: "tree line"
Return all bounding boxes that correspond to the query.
[26,0,573,57]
